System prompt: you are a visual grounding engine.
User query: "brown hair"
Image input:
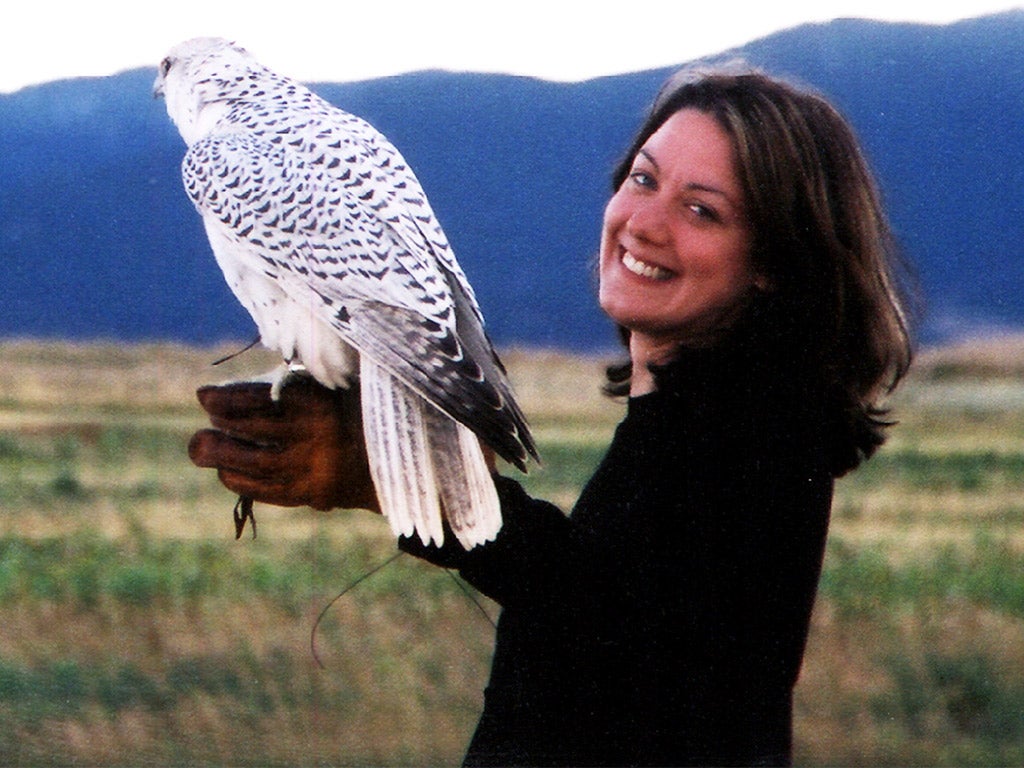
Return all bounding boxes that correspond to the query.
[606,65,914,474]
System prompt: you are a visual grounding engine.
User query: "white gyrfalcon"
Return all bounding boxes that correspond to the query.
[155,37,537,549]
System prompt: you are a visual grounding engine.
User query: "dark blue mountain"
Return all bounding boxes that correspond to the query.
[1,12,1022,350]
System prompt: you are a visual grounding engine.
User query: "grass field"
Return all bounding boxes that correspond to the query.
[0,337,1023,765]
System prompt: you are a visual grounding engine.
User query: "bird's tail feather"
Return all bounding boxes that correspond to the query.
[361,357,501,550]
[361,358,445,546]
[424,407,501,549]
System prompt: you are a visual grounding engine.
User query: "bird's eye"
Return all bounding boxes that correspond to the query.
[160,57,172,77]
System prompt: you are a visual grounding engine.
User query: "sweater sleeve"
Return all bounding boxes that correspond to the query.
[398,474,575,606]
[398,395,705,613]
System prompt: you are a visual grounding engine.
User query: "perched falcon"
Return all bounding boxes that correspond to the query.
[154,37,537,549]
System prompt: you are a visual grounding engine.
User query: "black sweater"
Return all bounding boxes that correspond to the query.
[401,330,834,767]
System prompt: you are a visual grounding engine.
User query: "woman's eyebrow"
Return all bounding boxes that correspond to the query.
[637,149,659,169]
[685,182,731,201]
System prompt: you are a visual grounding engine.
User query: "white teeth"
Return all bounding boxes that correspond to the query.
[622,251,672,281]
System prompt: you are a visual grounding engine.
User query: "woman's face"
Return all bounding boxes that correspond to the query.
[599,108,759,349]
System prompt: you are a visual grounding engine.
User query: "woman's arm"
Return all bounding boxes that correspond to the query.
[398,474,574,606]
[188,376,581,606]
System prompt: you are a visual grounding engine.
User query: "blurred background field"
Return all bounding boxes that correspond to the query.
[0,338,1022,765]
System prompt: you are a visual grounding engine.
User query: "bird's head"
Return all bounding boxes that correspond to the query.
[154,37,255,144]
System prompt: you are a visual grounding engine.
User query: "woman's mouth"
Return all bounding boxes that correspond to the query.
[622,251,673,281]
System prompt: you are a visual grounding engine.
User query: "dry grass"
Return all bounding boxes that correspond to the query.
[0,337,1023,765]
[912,332,1024,379]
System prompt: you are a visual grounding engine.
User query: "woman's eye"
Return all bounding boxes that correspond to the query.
[629,171,655,189]
[687,203,720,223]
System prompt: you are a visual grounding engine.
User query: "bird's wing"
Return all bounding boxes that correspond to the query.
[311,119,537,467]
[183,132,535,468]
[298,108,487,323]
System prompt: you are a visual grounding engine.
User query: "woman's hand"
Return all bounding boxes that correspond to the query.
[187,376,381,513]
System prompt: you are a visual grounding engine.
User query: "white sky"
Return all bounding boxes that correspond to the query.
[1,0,1021,93]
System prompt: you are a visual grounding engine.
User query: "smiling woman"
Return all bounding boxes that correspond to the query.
[599,108,761,392]
[190,64,913,766]
[601,67,913,468]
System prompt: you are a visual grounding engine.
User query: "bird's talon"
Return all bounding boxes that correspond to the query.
[233,495,256,539]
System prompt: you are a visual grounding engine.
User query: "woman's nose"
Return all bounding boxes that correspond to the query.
[625,197,669,245]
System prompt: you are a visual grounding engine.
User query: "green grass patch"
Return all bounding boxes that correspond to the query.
[821,534,1024,617]
[871,651,1024,765]
[0,528,330,609]
[849,448,1024,492]
[0,651,317,724]
[0,524,485,618]
[0,425,196,508]
[516,441,606,504]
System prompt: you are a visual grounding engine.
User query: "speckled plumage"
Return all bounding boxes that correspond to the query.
[155,37,536,549]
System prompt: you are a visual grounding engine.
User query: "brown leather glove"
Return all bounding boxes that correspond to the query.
[187,376,380,513]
